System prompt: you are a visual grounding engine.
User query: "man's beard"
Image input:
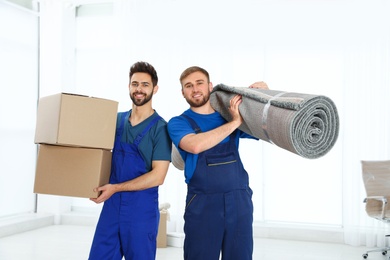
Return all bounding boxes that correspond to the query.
[185,92,210,108]
[130,91,153,106]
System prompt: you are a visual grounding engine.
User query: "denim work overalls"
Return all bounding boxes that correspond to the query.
[89,111,161,260]
[182,115,254,260]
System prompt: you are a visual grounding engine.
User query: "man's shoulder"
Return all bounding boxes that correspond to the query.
[116,110,129,119]
[168,110,190,124]
[152,112,168,124]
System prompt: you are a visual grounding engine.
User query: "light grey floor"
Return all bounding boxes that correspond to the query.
[0,224,386,260]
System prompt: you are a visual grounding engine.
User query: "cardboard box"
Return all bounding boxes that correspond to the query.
[34,93,118,150]
[157,211,167,248]
[34,144,112,198]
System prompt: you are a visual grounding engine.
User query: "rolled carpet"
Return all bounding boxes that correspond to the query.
[171,144,184,171]
[209,84,340,159]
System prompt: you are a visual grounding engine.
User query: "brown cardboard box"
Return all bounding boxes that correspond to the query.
[157,211,167,248]
[34,93,118,150]
[34,144,112,198]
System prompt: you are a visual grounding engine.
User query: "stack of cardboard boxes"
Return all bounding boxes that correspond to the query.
[33,93,118,198]
[157,210,168,248]
[33,92,167,247]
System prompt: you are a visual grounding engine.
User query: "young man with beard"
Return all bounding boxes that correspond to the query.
[167,66,268,260]
[89,61,171,260]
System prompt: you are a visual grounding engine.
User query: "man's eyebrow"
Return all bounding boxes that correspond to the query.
[131,81,150,84]
[184,79,204,84]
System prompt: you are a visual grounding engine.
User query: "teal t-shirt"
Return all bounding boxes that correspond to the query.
[118,110,171,171]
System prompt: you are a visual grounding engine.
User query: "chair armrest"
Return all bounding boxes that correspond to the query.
[364,196,388,219]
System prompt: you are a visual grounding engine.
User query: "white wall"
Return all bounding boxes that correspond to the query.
[2,0,390,245]
[0,0,38,218]
[69,0,346,228]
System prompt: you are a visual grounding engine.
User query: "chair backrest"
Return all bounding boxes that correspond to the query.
[361,160,390,220]
[362,160,390,198]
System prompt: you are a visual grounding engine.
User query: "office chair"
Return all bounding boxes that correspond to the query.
[361,160,390,259]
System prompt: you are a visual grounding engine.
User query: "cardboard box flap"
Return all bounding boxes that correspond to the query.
[35,93,62,144]
[34,92,118,149]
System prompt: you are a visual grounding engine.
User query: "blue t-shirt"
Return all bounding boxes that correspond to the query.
[118,110,171,171]
[167,109,256,183]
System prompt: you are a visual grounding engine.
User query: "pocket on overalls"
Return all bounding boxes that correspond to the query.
[185,194,197,209]
[206,152,236,167]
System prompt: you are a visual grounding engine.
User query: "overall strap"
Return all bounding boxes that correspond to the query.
[133,115,162,147]
[117,111,130,136]
[181,114,202,134]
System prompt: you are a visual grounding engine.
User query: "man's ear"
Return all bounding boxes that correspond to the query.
[153,85,159,94]
[209,82,213,91]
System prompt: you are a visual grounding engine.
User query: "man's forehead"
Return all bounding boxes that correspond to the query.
[183,73,206,84]
[185,78,204,83]
[131,72,152,82]
[131,80,150,83]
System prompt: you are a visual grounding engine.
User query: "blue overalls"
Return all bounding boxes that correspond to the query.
[182,115,254,260]
[89,111,161,260]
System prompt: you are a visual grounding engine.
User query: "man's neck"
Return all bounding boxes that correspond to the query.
[190,102,215,115]
[130,104,154,126]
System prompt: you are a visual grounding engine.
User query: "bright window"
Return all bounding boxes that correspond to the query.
[0,1,39,217]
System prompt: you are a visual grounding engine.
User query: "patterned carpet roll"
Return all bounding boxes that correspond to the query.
[210,84,340,159]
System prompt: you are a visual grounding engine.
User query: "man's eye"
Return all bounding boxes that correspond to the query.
[132,83,138,87]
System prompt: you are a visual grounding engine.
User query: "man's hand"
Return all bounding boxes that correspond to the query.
[249,81,269,90]
[90,184,117,204]
[229,94,243,125]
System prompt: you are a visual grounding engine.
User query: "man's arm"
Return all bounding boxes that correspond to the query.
[90,160,170,204]
[249,81,268,89]
[179,82,268,154]
[179,95,243,154]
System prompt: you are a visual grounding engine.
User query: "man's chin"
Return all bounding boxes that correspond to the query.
[134,101,147,106]
[187,98,208,108]
[131,98,145,106]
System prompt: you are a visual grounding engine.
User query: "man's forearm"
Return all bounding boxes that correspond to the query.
[179,119,241,154]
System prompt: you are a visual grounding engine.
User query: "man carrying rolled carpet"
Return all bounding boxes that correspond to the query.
[167,66,268,260]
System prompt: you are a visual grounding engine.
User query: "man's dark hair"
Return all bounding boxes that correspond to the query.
[129,61,158,86]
